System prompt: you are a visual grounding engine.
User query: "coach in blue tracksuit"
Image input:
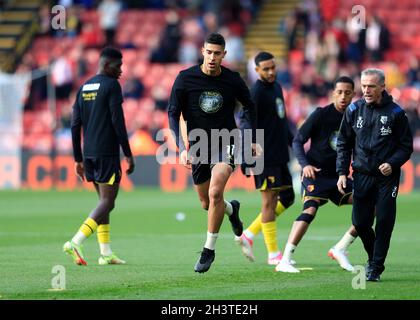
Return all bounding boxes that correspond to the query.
[336,68,413,282]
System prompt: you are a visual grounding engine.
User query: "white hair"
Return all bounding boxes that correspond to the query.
[361,68,385,85]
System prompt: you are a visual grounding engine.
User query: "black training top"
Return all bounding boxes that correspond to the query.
[240,79,293,166]
[71,74,132,162]
[168,65,256,151]
[293,103,344,177]
[337,91,413,176]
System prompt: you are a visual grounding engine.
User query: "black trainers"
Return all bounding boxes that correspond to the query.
[365,261,374,278]
[228,200,243,237]
[366,261,384,282]
[367,270,381,282]
[194,248,215,273]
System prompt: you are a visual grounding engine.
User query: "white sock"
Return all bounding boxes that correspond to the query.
[283,243,296,262]
[99,243,112,256]
[334,231,356,251]
[71,231,87,246]
[204,232,218,250]
[244,229,255,240]
[224,200,233,216]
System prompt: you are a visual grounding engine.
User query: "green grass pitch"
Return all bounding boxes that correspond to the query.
[1,188,419,300]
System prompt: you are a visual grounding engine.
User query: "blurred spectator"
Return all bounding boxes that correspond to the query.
[406,98,420,138]
[280,11,298,50]
[151,85,168,111]
[150,10,181,63]
[201,11,219,34]
[98,0,122,46]
[407,55,420,88]
[359,15,390,62]
[22,54,48,111]
[81,22,102,49]
[51,55,73,100]
[345,15,363,63]
[220,27,244,69]
[123,72,145,99]
[38,4,52,36]
[276,58,292,89]
[66,6,82,38]
[178,37,199,64]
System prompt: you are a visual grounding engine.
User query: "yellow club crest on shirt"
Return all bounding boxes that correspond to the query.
[307,184,315,192]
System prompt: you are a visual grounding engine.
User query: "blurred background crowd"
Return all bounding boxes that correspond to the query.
[2,0,419,156]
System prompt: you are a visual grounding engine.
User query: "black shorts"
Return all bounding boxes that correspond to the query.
[191,145,236,185]
[301,175,353,206]
[254,164,293,191]
[84,156,122,185]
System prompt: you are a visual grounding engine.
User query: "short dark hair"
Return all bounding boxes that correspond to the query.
[334,76,355,90]
[204,33,225,48]
[100,47,123,60]
[254,52,274,66]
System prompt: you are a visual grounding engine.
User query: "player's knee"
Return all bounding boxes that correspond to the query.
[296,212,315,224]
[101,198,115,212]
[208,187,223,204]
[278,189,295,208]
[303,199,319,213]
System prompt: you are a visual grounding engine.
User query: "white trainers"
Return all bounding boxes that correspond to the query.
[234,234,255,262]
[267,252,283,265]
[275,258,300,273]
[328,247,354,272]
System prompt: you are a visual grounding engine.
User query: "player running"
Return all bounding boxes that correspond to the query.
[276,76,358,273]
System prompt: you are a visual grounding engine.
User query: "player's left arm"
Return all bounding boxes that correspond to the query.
[108,81,133,159]
[235,74,256,133]
[386,110,414,171]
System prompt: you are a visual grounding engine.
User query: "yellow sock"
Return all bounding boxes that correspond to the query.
[247,213,262,235]
[79,217,98,238]
[275,200,286,216]
[97,224,110,244]
[261,221,279,254]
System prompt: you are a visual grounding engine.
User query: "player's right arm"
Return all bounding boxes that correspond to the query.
[71,89,84,180]
[292,108,321,179]
[168,74,189,169]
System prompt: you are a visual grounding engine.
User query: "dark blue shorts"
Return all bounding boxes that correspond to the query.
[84,156,122,185]
[301,175,353,206]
